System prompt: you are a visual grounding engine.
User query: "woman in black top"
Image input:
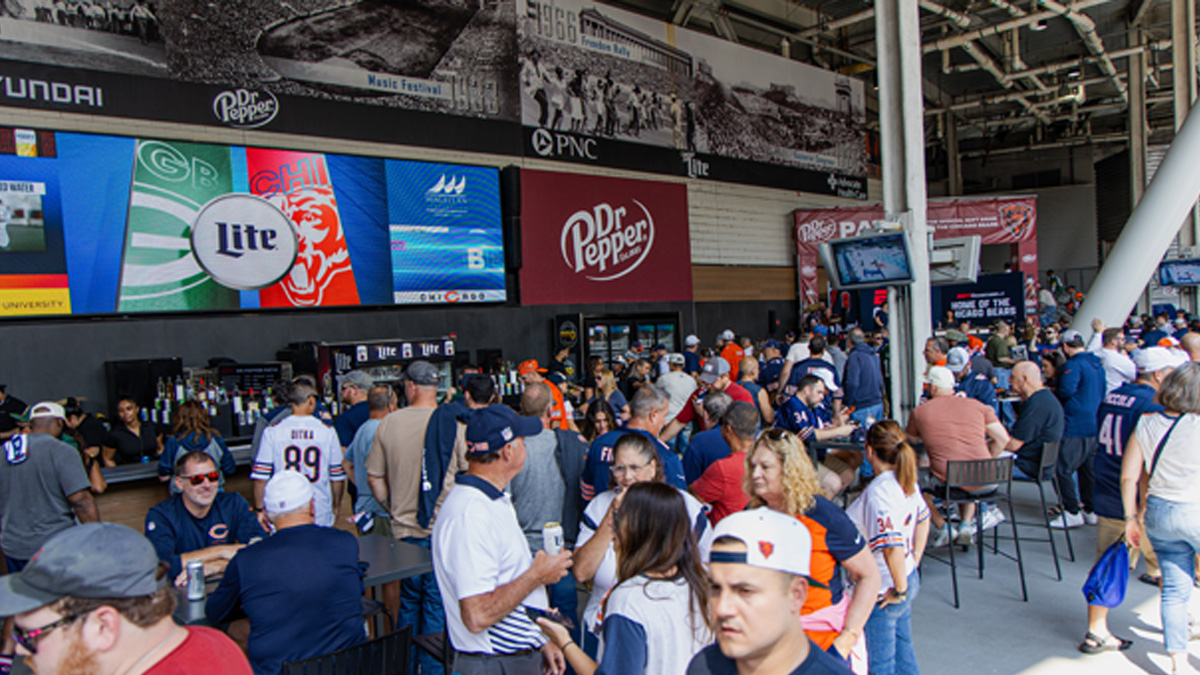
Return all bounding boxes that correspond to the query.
[63,397,107,492]
[102,395,162,466]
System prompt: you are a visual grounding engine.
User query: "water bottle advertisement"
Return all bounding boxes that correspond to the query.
[0,127,507,318]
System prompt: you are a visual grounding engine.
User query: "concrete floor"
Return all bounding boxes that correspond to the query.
[910,480,1194,675]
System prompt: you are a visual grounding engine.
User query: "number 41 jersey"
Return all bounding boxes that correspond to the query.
[253,414,345,527]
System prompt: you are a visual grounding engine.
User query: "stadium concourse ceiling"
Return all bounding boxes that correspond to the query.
[604,0,1188,154]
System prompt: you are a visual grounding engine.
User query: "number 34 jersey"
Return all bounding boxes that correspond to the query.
[253,414,346,527]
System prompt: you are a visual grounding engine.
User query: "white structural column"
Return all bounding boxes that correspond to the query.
[1071,101,1200,332]
[876,0,932,423]
[1172,0,1198,251]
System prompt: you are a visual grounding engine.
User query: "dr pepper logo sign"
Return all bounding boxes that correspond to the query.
[520,170,691,305]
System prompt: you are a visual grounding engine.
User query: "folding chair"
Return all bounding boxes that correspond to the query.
[925,456,1028,608]
[1010,441,1074,580]
[282,625,412,675]
[413,629,455,674]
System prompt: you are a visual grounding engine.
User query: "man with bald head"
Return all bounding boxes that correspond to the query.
[1180,331,1200,362]
[1003,361,1064,481]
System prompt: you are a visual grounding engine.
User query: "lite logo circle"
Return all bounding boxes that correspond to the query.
[190,194,298,290]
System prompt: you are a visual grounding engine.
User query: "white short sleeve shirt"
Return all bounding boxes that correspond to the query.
[433,474,549,655]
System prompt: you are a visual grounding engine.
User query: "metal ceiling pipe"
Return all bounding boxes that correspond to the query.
[1070,101,1200,333]
[794,7,875,39]
[960,40,1053,123]
[987,0,1026,18]
[918,0,972,28]
[1034,0,1127,100]
[1001,40,1170,81]
[922,0,1115,53]
[960,133,1128,157]
[722,11,877,64]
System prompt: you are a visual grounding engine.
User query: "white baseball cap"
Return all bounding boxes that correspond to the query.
[721,329,736,341]
[945,347,970,374]
[710,508,817,580]
[263,470,313,516]
[925,365,956,391]
[668,353,685,365]
[27,401,65,421]
[1135,346,1188,374]
[684,334,700,347]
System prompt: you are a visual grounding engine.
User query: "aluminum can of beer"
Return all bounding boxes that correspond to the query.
[543,522,564,556]
[186,560,206,601]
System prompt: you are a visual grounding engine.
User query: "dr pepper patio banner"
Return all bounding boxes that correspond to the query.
[793,197,1038,306]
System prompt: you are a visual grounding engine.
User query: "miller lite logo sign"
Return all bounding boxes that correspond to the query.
[797,217,838,244]
[190,194,298,290]
[212,89,279,129]
[560,200,655,281]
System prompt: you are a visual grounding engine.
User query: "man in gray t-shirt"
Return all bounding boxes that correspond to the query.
[0,402,98,567]
[510,385,566,554]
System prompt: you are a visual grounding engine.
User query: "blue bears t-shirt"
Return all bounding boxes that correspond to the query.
[582,428,686,502]
[145,491,268,578]
[1094,382,1162,519]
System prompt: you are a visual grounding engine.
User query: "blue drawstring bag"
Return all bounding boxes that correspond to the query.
[1082,537,1129,608]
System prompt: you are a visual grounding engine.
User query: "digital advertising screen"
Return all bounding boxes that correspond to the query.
[1159,258,1200,287]
[823,232,914,290]
[0,128,506,318]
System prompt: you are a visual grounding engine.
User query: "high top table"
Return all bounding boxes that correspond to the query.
[174,536,432,626]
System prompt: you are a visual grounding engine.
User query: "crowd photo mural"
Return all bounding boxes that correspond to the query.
[0,0,866,195]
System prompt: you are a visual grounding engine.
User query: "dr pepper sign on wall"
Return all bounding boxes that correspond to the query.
[518,170,692,305]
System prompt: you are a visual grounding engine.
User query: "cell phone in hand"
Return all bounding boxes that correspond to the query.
[525,606,576,630]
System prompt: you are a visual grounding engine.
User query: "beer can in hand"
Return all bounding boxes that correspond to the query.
[186,560,206,601]
[543,522,564,556]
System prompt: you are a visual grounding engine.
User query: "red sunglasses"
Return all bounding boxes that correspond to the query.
[181,471,220,486]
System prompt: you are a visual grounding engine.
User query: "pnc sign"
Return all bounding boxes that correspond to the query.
[190,194,298,290]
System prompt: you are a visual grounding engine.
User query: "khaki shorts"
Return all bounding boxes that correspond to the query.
[1097,515,1159,575]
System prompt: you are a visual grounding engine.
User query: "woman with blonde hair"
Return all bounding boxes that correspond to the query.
[847,421,930,674]
[746,428,881,669]
[596,369,630,421]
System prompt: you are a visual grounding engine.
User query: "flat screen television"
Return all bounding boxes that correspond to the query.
[1158,258,1200,287]
[819,231,915,290]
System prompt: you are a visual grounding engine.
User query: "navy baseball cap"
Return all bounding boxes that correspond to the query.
[763,339,784,352]
[465,405,541,455]
[0,523,163,617]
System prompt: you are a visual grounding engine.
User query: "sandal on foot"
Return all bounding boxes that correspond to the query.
[1139,573,1162,586]
[1078,632,1132,654]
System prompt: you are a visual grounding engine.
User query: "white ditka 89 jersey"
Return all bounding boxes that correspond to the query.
[252,414,345,527]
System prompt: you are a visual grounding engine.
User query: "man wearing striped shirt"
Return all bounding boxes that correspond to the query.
[433,405,574,675]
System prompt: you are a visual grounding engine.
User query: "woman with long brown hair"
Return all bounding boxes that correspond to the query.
[746,428,880,669]
[573,433,712,658]
[847,421,930,675]
[157,399,236,494]
[538,481,713,674]
[581,398,617,443]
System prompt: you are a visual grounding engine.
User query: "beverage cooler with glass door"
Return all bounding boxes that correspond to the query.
[554,313,682,379]
[277,337,463,410]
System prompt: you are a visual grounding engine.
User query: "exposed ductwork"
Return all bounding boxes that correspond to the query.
[922,0,1116,53]
[1035,0,1127,101]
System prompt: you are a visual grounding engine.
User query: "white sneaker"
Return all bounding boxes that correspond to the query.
[1050,510,1085,529]
[954,522,975,546]
[930,525,951,548]
[1083,511,1098,525]
[980,505,1007,531]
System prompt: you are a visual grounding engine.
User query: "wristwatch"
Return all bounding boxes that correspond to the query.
[892,588,908,600]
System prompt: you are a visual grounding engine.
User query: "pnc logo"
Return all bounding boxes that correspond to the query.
[532,128,598,160]
[191,194,298,290]
[212,89,279,129]
[560,200,654,281]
